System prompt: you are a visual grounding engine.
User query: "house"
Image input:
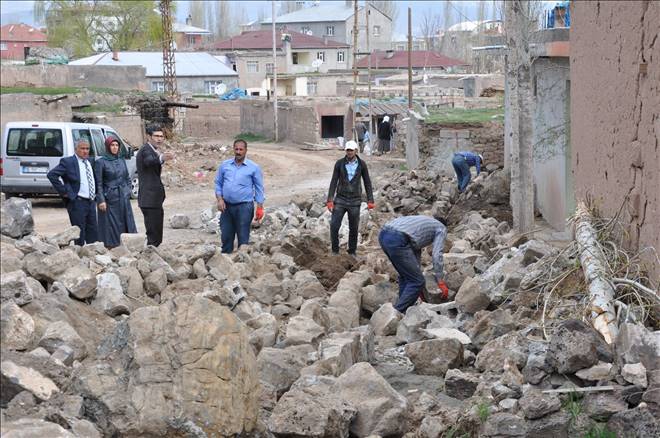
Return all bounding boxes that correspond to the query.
[173,16,212,50]
[355,50,468,73]
[211,30,350,94]
[260,1,392,51]
[70,51,238,94]
[0,23,48,60]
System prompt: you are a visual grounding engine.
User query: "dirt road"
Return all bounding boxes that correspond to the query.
[30,142,402,244]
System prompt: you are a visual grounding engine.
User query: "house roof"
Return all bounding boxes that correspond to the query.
[212,30,349,50]
[0,23,48,42]
[356,51,468,69]
[70,51,237,77]
[172,22,212,35]
[260,3,356,24]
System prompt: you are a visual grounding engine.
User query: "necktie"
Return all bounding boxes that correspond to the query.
[85,159,95,199]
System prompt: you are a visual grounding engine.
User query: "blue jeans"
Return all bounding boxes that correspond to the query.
[379,227,425,314]
[220,202,253,253]
[452,154,471,192]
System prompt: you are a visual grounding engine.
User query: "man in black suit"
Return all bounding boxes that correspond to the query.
[136,125,172,246]
[47,139,99,245]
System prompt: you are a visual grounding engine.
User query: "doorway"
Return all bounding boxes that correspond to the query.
[321,115,344,139]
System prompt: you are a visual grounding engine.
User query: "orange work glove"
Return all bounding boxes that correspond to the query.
[437,280,449,300]
[255,206,264,221]
[367,202,375,210]
[326,201,334,211]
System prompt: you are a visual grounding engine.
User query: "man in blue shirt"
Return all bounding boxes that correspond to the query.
[215,139,265,253]
[451,151,484,192]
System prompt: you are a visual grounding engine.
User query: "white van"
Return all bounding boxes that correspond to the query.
[1,122,139,198]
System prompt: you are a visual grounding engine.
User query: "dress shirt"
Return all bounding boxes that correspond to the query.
[215,158,265,204]
[383,215,447,280]
[345,158,358,181]
[76,155,94,199]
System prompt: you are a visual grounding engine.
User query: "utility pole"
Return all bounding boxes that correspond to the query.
[366,1,372,139]
[505,0,534,233]
[272,0,278,142]
[159,0,177,98]
[407,7,412,109]
[352,0,359,139]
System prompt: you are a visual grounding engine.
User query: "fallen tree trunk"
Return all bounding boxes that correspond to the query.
[574,202,619,344]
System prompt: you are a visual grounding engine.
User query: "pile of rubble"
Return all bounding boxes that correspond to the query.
[1,179,658,437]
[159,141,232,190]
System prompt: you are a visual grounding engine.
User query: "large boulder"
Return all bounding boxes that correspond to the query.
[547,319,605,373]
[258,344,315,396]
[92,273,130,317]
[38,320,87,361]
[370,302,402,336]
[74,295,259,436]
[58,264,97,300]
[396,304,439,344]
[1,419,75,438]
[405,339,463,376]
[444,368,480,400]
[246,313,278,353]
[615,323,660,371]
[607,406,659,438]
[0,270,39,306]
[285,315,325,345]
[0,197,34,238]
[475,332,529,373]
[26,249,81,283]
[335,362,408,437]
[466,308,516,348]
[1,360,59,404]
[455,276,490,314]
[0,301,35,350]
[361,281,398,314]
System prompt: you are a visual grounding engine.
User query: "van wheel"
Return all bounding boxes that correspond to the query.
[131,176,139,199]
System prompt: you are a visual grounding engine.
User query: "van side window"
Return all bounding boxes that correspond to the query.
[91,129,106,157]
[72,129,94,157]
[105,130,129,157]
[6,128,64,157]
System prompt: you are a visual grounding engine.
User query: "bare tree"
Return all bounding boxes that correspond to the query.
[419,9,441,51]
[189,1,205,28]
[281,1,304,15]
[505,0,535,233]
[215,0,231,38]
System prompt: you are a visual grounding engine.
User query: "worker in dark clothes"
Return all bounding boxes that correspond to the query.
[327,140,375,256]
[451,151,484,192]
[377,115,396,154]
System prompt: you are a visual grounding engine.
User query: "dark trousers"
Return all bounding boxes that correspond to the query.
[141,207,164,247]
[66,197,98,246]
[220,202,254,253]
[378,138,391,154]
[330,203,361,255]
[379,227,425,314]
[452,154,471,192]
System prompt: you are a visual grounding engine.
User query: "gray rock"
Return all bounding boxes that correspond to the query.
[47,226,80,247]
[169,213,190,229]
[492,383,523,402]
[246,313,278,353]
[0,302,34,350]
[622,363,648,388]
[518,389,561,419]
[361,281,398,314]
[475,332,529,373]
[144,268,167,297]
[0,197,34,238]
[405,338,463,376]
[26,249,80,283]
[444,368,479,400]
[607,406,659,438]
[583,391,627,421]
[499,398,518,412]
[58,264,97,300]
[327,286,361,331]
[257,345,315,396]
[421,327,472,345]
[370,302,402,336]
[192,258,208,279]
[300,299,335,332]
[92,273,130,317]
[575,361,614,382]
[50,345,75,366]
[27,347,50,360]
[481,412,527,437]
[0,270,37,306]
[15,235,58,255]
[1,360,59,403]
[313,328,373,377]
[1,418,75,437]
[120,233,146,252]
[285,315,325,345]
[466,308,516,348]
[615,323,660,371]
[38,320,87,361]
[79,241,107,258]
[547,319,601,373]
[525,410,570,438]
[290,269,325,299]
[335,362,408,437]
[71,419,102,438]
[248,272,285,305]
[116,266,144,299]
[396,304,437,344]
[455,276,490,314]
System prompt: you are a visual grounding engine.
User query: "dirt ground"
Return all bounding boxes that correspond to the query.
[29,140,405,245]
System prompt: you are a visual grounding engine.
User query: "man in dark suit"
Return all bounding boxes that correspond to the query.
[47,139,99,245]
[136,125,172,246]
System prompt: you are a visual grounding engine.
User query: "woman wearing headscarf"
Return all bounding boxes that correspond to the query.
[95,137,137,248]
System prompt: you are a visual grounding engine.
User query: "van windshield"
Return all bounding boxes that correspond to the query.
[6,128,64,157]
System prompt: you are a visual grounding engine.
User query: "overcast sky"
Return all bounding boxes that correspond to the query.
[1,1,557,37]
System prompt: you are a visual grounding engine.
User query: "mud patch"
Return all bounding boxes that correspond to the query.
[281,236,362,290]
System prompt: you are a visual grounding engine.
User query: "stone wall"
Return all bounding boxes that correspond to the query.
[181,101,240,139]
[420,122,504,174]
[1,65,147,91]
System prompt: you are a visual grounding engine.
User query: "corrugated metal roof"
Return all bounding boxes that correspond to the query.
[261,4,356,24]
[70,52,237,77]
[353,99,415,116]
[173,22,211,34]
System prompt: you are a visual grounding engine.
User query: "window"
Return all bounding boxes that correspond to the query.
[152,81,165,92]
[246,61,259,73]
[187,34,197,46]
[307,81,317,96]
[265,63,274,74]
[104,129,131,157]
[316,51,325,62]
[337,51,345,63]
[301,26,311,34]
[326,26,335,36]
[0,42,7,51]
[204,80,224,94]
[90,129,106,157]
[292,53,299,65]
[373,25,380,36]
[6,128,64,157]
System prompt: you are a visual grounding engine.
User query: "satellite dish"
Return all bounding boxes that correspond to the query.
[306,30,313,35]
[215,83,227,95]
[312,59,323,69]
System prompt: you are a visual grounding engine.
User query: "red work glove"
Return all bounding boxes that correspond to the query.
[437,280,449,300]
[326,201,334,211]
[367,202,375,210]
[255,206,264,221]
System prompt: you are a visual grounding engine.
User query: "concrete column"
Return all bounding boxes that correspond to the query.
[405,110,422,169]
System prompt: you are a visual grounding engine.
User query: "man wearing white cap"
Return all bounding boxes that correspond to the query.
[451,151,484,193]
[326,140,375,256]
[377,115,395,155]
